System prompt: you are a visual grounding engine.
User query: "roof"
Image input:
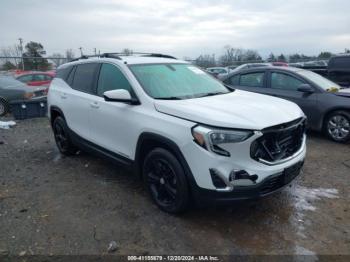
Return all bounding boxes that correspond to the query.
[223,66,305,80]
[59,56,188,69]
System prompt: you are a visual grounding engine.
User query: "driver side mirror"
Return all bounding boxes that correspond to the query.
[103,89,139,105]
[297,84,314,93]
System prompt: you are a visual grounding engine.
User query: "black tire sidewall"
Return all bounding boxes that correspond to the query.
[0,98,9,116]
[142,148,190,214]
[325,111,350,143]
[53,117,77,155]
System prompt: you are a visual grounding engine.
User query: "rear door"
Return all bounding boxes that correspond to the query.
[61,63,100,140]
[264,70,319,127]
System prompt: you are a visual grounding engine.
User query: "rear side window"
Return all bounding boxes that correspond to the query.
[56,66,73,82]
[33,74,46,81]
[240,72,264,87]
[17,75,33,83]
[72,63,99,94]
[97,63,134,97]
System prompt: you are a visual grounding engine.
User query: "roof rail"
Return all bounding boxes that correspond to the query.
[101,52,177,59]
[69,52,176,62]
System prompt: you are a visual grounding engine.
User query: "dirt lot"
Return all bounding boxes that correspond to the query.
[0,117,349,257]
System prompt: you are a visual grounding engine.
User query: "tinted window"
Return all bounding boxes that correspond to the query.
[97,63,134,97]
[240,72,264,87]
[72,63,99,93]
[329,57,350,69]
[56,66,73,81]
[18,75,33,83]
[271,72,305,90]
[33,74,46,81]
[225,75,239,85]
[44,75,53,81]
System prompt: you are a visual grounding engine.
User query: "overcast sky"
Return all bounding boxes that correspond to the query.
[1,0,349,59]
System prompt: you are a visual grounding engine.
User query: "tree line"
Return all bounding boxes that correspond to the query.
[0,41,75,71]
[1,41,349,70]
[193,46,350,68]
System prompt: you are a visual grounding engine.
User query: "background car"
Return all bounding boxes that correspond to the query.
[206,67,231,79]
[271,61,288,67]
[0,77,47,116]
[16,72,55,87]
[230,63,272,73]
[222,67,350,142]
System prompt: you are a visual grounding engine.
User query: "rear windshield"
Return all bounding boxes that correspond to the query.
[129,63,229,99]
[297,70,341,91]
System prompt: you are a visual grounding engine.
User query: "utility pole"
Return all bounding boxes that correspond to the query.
[94,48,97,55]
[18,38,24,70]
[79,47,83,56]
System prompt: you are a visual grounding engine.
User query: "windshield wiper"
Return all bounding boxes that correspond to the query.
[195,91,228,98]
[154,96,183,100]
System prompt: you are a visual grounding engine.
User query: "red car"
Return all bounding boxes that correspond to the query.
[271,61,289,67]
[16,72,55,87]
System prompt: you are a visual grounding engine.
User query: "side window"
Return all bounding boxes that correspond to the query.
[72,63,99,93]
[225,75,239,85]
[33,74,46,81]
[18,75,33,83]
[56,66,73,82]
[97,63,134,97]
[239,72,264,87]
[44,75,53,81]
[271,72,305,91]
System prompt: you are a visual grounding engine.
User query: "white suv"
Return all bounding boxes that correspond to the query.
[48,53,306,213]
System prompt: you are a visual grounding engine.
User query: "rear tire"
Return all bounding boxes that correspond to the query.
[324,111,350,143]
[53,116,78,155]
[0,98,9,116]
[142,148,190,214]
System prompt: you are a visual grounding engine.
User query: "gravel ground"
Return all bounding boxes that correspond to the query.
[0,117,349,257]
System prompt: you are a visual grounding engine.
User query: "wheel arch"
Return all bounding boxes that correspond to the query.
[134,132,197,188]
[322,107,350,129]
[50,106,65,126]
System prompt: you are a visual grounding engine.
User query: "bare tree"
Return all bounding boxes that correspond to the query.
[0,44,22,68]
[121,48,133,56]
[65,49,75,61]
[51,53,66,67]
[194,54,216,68]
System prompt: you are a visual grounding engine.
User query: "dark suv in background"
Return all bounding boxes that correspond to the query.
[222,67,350,143]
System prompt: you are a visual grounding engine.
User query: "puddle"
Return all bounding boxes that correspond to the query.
[288,185,339,253]
[53,152,62,163]
[290,185,338,212]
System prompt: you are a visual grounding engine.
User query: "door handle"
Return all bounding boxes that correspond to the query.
[61,93,67,99]
[90,102,100,109]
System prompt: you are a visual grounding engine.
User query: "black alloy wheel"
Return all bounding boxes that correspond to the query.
[53,116,77,155]
[143,148,190,213]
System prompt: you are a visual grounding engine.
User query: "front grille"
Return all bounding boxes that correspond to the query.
[259,175,283,195]
[251,118,306,164]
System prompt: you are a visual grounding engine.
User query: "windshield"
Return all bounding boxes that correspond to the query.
[297,70,341,92]
[129,63,230,99]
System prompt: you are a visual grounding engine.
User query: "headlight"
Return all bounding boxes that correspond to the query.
[23,92,35,99]
[192,125,253,157]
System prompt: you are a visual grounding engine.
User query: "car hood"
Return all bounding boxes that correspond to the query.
[154,90,304,130]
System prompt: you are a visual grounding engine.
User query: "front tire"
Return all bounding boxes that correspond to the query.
[53,116,78,155]
[325,111,350,143]
[142,148,190,214]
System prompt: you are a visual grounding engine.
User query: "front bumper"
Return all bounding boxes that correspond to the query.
[192,161,304,205]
